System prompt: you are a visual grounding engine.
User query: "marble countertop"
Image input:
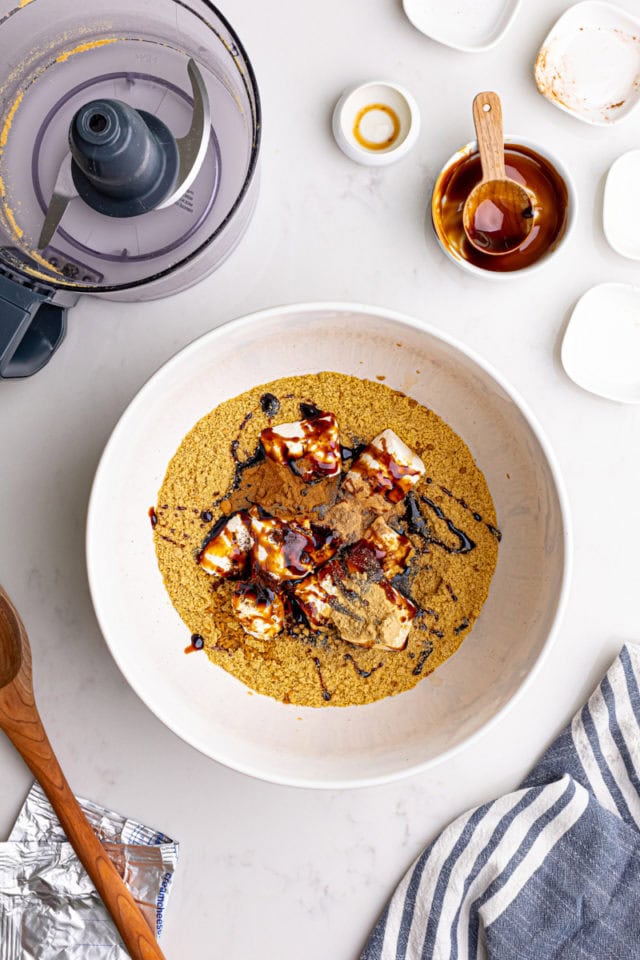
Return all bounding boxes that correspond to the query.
[1,0,639,956]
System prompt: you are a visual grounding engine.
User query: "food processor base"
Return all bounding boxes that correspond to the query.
[0,274,69,379]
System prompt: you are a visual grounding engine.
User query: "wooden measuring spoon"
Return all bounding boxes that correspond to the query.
[462,91,534,255]
[0,586,168,960]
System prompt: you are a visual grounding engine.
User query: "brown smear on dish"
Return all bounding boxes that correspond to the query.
[432,143,568,272]
[534,48,571,110]
[153,373,499,707]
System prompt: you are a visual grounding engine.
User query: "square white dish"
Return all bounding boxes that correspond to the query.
[562,283,640,403]
[402,0,521,53]
[603,150,640,259]
[535,1,640,125]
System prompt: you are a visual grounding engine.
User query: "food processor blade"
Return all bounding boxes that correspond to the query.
[156,59,211,209]
[37,154,77,250]
[37,59,211,248]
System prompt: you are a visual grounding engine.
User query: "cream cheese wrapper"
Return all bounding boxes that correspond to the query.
[0,782,179,958]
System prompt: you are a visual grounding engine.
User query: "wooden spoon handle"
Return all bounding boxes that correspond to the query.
[472,91,506,182]
[3,705,167,960]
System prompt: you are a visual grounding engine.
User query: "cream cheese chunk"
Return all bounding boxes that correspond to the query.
[359,517,414,578]
[197,512,253,578]
[343,429,425,505]
[293,568,340,626]
[260,411,341,481]
[232,582,285,639]
[249,512,316,583]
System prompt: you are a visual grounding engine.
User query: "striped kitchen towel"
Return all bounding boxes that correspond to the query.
[362,644,640,960]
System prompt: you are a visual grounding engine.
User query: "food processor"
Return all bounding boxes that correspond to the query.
[0,0,261,378]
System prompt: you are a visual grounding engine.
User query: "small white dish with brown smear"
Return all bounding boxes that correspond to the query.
[535,1,640,126]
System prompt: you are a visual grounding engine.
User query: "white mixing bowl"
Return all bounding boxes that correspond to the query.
[86,303,571,788]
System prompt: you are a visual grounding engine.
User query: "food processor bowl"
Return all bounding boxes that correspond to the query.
[0,0,260,377]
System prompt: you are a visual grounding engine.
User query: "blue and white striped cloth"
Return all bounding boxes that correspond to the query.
[362,644,640,960]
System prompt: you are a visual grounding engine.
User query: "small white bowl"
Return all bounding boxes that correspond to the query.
[87,303,571,788]
[403,0,521,53]
[431,136,577,281]
[332,81,420,166]
[562,282,640,403]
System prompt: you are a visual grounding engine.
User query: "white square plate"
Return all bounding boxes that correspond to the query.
[604,150,640,259]
[402,0,521,53]
[562,283,640,403]
[535,1,640,125]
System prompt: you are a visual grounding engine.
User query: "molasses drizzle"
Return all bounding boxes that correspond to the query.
[312,656,332,701]
[159,534,184,548]
[404,491,430,540]
[260,393,281,417]
[439,485,502,542]
[420,496,476,554]
[412,644,434,676]
[215,443,266,505]
[299,402,322,419]
[403,491,475,554]
[184,633,205,654]
[344,653,384,679]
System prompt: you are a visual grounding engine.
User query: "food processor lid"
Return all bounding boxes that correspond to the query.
[0,5,260,297]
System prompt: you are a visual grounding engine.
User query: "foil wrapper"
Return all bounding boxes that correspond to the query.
[0,783,178,958]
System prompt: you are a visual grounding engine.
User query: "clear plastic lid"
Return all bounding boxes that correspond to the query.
[0,0,260,294]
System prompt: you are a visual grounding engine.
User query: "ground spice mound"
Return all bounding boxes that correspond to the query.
[153,372,500,707]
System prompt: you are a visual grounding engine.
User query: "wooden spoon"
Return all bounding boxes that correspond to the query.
[462,91,534,255]
[0,586,168,960]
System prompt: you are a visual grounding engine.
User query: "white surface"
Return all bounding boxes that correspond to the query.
[332,82,420,165]
[603,150,640,259]
[402,0,521,52]
[562,282,640,403]
[87,304,570,787]
[535,1,640,125]
[1,0,640,956]
[431,135,577,280]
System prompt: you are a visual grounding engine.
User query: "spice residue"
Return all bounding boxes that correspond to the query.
[0,91,22,150]
[55,38,118,64]
[0,35,118,274]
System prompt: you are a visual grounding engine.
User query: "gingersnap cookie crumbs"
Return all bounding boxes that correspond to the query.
[153,372,499,707]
